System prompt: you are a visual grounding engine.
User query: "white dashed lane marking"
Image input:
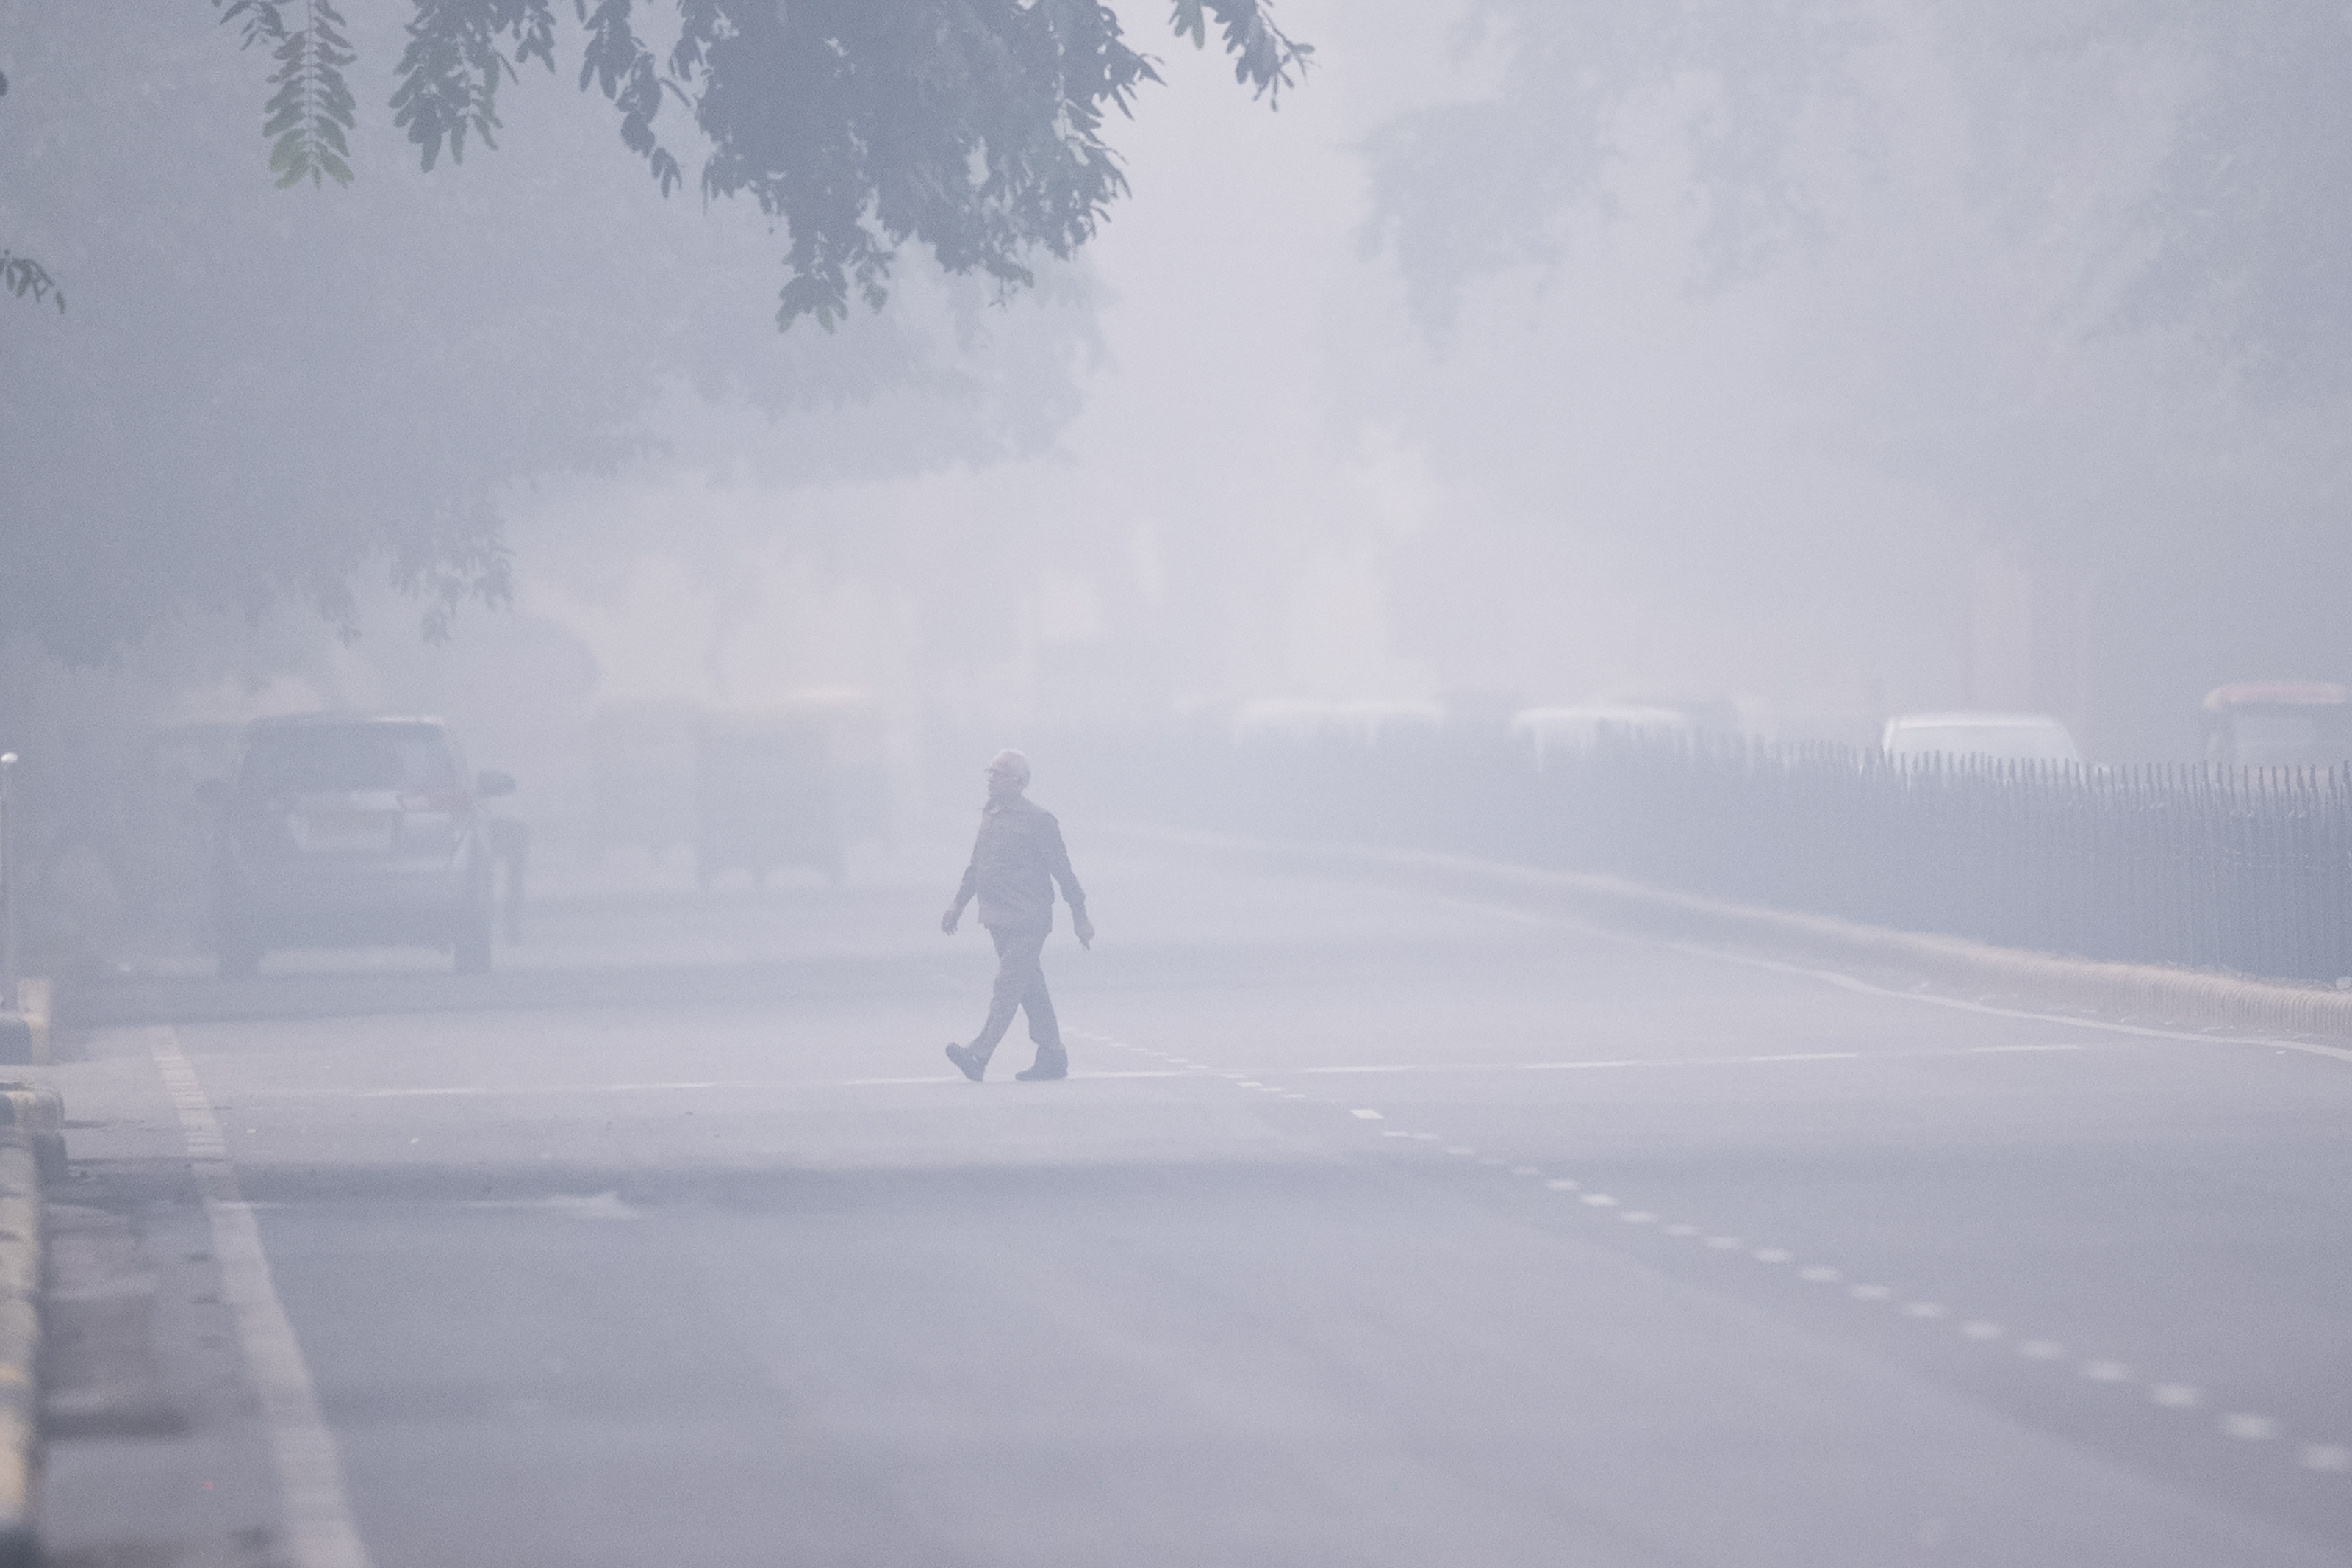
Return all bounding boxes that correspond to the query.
[1077,1033,2341,1485]
[1339,1106,2337,1484]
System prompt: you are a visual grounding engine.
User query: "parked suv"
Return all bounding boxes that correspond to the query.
[213,715,514,977]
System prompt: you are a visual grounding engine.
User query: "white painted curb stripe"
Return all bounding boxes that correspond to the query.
[1136,827,2352,1044]
[146,1026,373,1568]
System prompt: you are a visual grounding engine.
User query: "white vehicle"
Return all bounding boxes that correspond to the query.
[1880,711,2082,766]
[1509,705,1693,767]
[2201,681,2352,767]
[1230,700,1446,746]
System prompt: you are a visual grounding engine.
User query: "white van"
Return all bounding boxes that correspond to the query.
[1880,711,2081,765]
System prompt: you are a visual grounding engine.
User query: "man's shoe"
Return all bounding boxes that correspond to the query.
[1014,1049,1068,1082]
[944,1043,985,1082]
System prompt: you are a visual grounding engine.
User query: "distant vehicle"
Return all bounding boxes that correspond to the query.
[693,706,845,887]
[1231,699,1446,746]
[1880,711,2082,766]
[589,699,698,858]
[212,715,514,978]
[2201,681,2352,767]
[1509,705,1693,767]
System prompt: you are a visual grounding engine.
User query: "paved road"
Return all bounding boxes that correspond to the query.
[37,843,2352,1567]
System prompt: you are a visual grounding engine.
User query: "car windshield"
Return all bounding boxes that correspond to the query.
[240,724,458,795]
[1887,724,2078,763]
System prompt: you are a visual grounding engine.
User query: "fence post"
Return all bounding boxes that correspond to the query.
[0,752,15,1013]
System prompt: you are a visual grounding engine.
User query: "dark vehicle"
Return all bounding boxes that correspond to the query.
[212,715,514,977]
[2202,681,2352,767]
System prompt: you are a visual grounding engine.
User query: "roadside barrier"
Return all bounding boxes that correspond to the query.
[0,982,48,1071]
[0,1128,43,1567]
[1194,727,2352,989]
[1136,827,2352,1042]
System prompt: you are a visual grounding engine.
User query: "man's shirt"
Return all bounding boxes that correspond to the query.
[957,794,1085,931]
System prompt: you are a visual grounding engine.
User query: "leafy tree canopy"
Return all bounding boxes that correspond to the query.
[220,0,1311,328]
[0,68,62,312]
[0,1,1305,668]
[0,7,1147,666]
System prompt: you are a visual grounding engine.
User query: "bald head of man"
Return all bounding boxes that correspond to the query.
[985,749,1031,803]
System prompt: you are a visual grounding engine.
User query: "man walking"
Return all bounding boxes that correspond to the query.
[942,749,1092,1082]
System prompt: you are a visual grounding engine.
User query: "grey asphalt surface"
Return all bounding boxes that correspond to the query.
[37,841,2352,1567]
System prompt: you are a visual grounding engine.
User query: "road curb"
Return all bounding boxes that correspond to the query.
[1140,828,2352,1042]
[0,1088,62,1190]
[0,982,49,1069]
[0,1130,42,1567]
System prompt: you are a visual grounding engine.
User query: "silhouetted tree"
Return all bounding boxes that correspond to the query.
[0,70,62,312]
[0,2,1307,663]
[220,0,1310,328]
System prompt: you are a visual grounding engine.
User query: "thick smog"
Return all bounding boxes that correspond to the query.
[4,4,2351,1565]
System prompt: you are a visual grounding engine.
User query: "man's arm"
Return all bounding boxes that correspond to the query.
[1044,819,1093,949]
[942,858,978,935]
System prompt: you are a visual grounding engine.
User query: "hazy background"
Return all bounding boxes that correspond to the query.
[8,0,2352,883]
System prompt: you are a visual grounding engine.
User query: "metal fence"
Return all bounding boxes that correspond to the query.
[1195,727,2352,985]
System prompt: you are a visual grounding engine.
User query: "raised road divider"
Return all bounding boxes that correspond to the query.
[0,1126,46,1567]
[0,982,47,1070]
[1140,827,2352,1043]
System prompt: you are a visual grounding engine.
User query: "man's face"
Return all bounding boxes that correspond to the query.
[986,758,1026,802]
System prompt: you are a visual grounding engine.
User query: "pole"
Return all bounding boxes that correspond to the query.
[0,752,15,1013]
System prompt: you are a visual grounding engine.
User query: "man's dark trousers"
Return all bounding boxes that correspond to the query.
[969,921,1062,1070]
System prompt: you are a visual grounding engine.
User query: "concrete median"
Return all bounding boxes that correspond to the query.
[1142,828,2352,1043]
[0,982,48,1070]
[0,1130,43,1568]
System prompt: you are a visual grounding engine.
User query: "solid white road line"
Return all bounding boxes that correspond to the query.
[1437,893,2352,1066]
[146,1026,374,1568]
[904,1029,2141,1089]
[1294,1045,2115,1076]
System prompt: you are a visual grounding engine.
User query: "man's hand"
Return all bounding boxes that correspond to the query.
[1073,910,1094,950]
[940,907,961,936]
